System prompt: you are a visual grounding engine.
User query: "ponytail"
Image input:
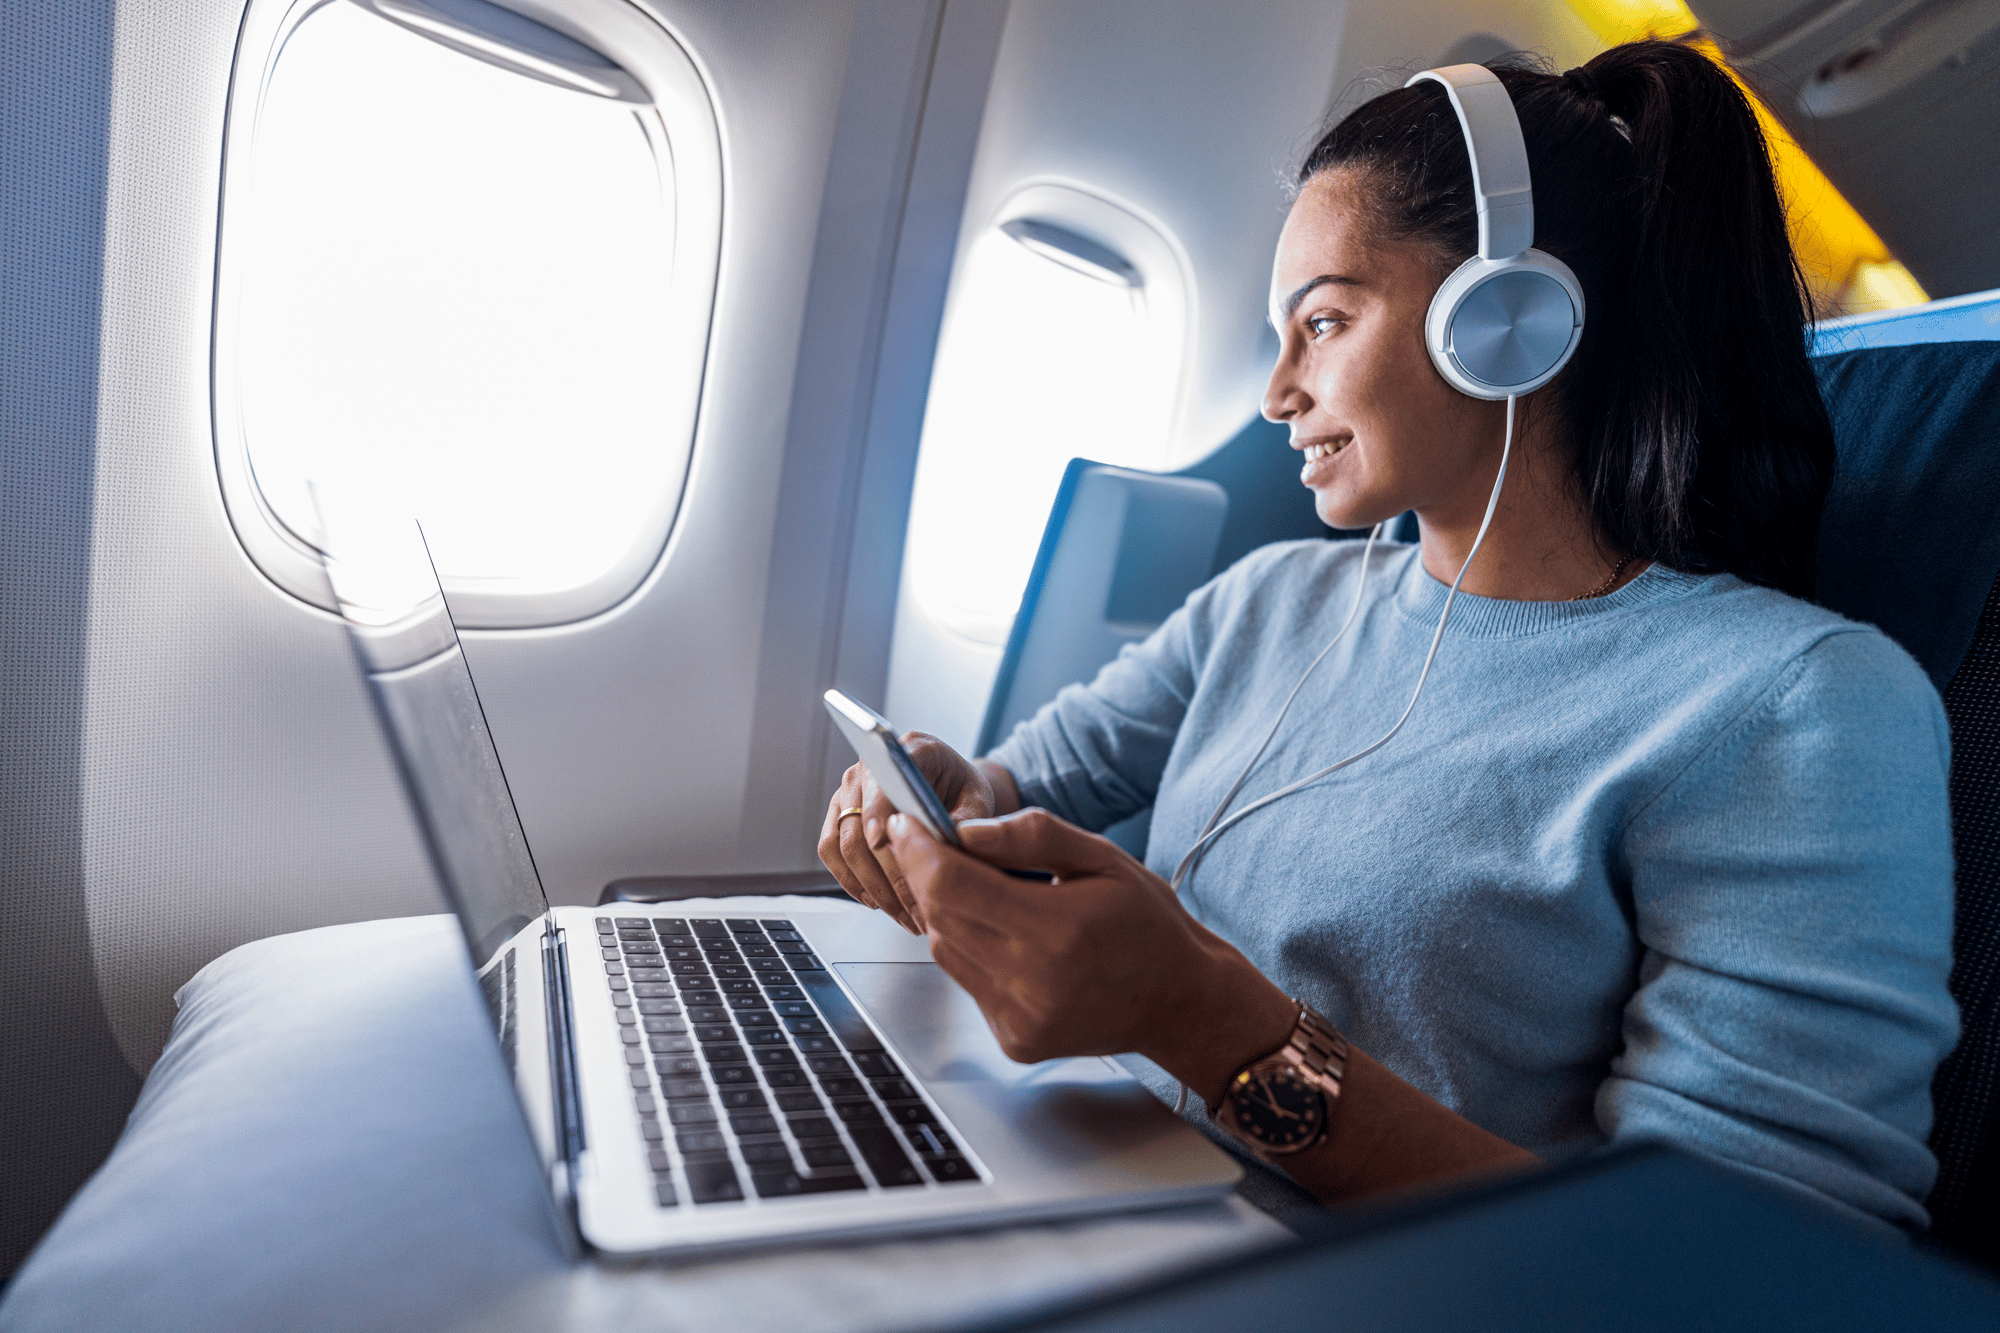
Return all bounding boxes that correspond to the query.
[1299,41,1835,597]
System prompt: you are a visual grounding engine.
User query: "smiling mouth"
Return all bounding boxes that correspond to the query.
[1298,438,1349,463]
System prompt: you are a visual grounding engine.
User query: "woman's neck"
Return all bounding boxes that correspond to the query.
[1413,403,1637,602]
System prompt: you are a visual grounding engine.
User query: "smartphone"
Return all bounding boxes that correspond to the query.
[821,689,961,846]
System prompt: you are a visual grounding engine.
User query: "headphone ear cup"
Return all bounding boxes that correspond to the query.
[1426,250,1585,399]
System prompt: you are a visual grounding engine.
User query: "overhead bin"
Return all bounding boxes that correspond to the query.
[1691,0,2000,298]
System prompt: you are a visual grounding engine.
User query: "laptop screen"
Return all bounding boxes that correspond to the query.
[316,507,550,968]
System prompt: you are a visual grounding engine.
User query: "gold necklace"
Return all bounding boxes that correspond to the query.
[1573,554,1636,601]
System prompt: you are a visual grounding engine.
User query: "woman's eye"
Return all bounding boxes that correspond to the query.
[1307,315,1341,337]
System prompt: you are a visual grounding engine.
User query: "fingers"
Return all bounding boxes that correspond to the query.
[816,768,877,910]
[883,813,1017,941]
[839,808,919,934]
[955,807,1130,880]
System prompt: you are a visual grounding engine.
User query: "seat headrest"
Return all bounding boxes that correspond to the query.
[1815,340,2000,689]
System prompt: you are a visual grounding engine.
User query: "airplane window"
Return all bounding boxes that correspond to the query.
[905,212,1186,646]
[218,0,713,627]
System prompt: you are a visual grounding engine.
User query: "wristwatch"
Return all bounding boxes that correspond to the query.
[1211,1000,1348,1158]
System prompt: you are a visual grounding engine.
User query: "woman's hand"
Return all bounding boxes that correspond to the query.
[880,807,1296,1100]
[817,733,998,933]
[882,807,1541,1202]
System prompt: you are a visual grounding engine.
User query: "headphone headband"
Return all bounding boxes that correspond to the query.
[1406,65,1534,261]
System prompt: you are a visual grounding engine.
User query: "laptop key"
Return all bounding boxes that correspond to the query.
[766,929,801,942]
[691,920,727,936]
[794,1036,838,1054]
[654,1180,680,1208]
[719,1086,769,1110]
[599,948,622,963]
[791,954,827,972]
[807,1055,853,1077]
[907,1124,956,1156]
[871,1078,916,1100]
[850,1126,923,1188]
[636,1000,681,1015]
[753,1047,799,1068]
[648,1148,673,1173]
[660,1077,707,1099]
[750,957,790,974]
[678,975,717,991]
[737,1140,793,1166]
[852,1052,900,1079]
[818,1077,865,1098]
[652,918,689,931]
[634,983,676,998]
[741,1029,787,1046]
[702,1044,750,1066]
[685,1161,744,1205]
[787,1116,836,1140]
[712,964,754,980]
[774,1090,822,1113]
[925,1155,978,1183]
[643,1017,687,1033]
[624,1048,646,1067]
[619,1028,640,1045]
[686,1006,728,1024]
[615,917,649,928]
[761,1068,809,1087]
[783,1016,827,1035]
[762,984,805,1002]
[752,1171,866,1199]
[628,1069,651,1090]
[656,1056,702,1076]
[832,1099,883,1123]
[669,959,711,976]
[741,943,778,958]
[885,1101,937,1126]
[676,1130,728,1155]
[773,1001,815,1018]
[721,978,761,994]
[693,1024,735,1043]
[640,1119,665,1141]
[730,1112,779,1136]
[774,940,814,954]
[648,1035,694,1054]
[726,994,769,1011]
[667,1102,717,1125]
[799,1142,853,1169]
[737,1009,779,1027]
[725,919,764,932]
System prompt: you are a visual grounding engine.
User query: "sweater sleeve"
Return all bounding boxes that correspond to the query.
[1600,627,1959,1229]
[987,543,1300,831]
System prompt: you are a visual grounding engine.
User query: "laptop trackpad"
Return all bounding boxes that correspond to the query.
[836,962,1126,1091]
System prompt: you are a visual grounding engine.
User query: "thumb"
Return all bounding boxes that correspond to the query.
[953,807,1127,879]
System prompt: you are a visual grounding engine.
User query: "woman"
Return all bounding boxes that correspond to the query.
[820,42,1957,1227]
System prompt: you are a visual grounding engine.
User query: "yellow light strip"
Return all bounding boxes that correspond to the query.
[1558,0,1927,315]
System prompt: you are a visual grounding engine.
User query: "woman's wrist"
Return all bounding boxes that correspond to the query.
[974,759,1022,816]
[1138,940,1298,1111]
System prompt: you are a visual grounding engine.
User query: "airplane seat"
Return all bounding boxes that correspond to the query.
[1807,306,2000,1269]
[974,417,1348,856]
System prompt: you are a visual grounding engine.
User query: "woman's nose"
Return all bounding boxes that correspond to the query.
[1262,358,1307,424]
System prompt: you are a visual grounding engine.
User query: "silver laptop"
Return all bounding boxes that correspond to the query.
[313,506,1240,1257]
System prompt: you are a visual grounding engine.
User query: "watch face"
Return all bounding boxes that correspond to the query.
[1225,1064,1325,1154]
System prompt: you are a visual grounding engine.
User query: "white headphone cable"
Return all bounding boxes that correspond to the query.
[1169,394,1516,1116]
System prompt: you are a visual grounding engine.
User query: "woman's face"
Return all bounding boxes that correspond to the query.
[1262,168,1501,531]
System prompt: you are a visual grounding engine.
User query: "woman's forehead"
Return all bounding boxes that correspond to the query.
[1270,173,1389,304]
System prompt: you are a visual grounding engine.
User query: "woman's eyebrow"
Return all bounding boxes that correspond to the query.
[1273,274,1359,324]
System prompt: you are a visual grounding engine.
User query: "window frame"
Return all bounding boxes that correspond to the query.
[212,0,722,628]
[903,179,1196,646]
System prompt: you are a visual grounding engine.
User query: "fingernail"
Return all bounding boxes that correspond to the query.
[866,818,881,843]
[888,813,907,836]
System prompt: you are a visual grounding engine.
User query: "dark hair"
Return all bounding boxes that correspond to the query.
[1299,41,1834,598]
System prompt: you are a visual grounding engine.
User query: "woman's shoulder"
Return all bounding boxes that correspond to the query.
[1655,570,1946,743]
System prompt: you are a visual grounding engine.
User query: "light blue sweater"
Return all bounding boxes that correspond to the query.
[989,540,1959,1228]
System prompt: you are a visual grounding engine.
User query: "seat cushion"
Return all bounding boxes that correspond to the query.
[0,908,1288,1332]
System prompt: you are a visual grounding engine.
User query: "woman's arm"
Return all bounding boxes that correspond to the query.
[881,806,1538,1203]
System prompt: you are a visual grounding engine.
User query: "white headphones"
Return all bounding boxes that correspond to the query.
[1407,65,1585,399]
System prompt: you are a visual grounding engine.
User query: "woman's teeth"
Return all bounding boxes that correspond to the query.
[1302,440,1345,462]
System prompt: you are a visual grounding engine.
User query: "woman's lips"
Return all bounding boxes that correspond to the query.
[1297,437,1349,485]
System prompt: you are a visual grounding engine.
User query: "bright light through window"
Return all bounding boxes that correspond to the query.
[905,223,1183,645]
[235,1,680,605]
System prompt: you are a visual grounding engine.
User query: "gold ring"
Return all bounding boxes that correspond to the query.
[837,807,865,822]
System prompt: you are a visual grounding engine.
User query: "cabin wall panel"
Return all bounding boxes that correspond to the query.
[0,0,150,1276]
[82,0,444,1074]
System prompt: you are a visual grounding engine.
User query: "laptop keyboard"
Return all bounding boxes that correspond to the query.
[596,914,982,1208]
